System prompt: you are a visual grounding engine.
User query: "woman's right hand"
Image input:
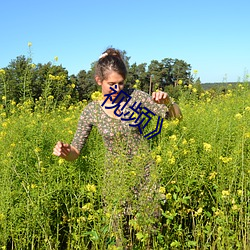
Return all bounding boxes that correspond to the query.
[53,141,80,161]
[53,141,71,158]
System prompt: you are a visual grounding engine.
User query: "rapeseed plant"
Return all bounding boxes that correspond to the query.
[203,142,212,152]
[219,156,233,164]
[91,91,103,101]
[0,77,249,249]
[221,190,230,197]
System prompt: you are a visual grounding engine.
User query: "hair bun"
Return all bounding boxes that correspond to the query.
[99,52,108,59]
[99,48,123,60]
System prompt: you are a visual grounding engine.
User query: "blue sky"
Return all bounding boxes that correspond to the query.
[1,0,249,83]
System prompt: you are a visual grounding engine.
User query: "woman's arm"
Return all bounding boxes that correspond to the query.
[53,102,94,161]
[151,91,182,119]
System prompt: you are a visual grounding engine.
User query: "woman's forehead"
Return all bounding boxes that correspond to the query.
[105,71,124,82]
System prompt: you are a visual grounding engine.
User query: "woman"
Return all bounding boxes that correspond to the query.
[53,48,182,246]
[53,48,181,159]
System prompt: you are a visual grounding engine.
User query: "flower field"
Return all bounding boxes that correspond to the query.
[0,83,249,249]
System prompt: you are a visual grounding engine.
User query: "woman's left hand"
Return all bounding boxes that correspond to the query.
[152,91,171,104]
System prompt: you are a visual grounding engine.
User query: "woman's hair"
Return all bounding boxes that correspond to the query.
[95,48,127,81]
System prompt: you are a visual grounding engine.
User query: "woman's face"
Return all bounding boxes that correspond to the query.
[96,71,125,103]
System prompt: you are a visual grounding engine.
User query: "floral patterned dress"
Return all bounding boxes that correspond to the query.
[71,88,169,156]
[71,89,170,228]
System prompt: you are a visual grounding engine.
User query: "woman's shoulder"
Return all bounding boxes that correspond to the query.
[80,100,101,114]
[124,88,149,99]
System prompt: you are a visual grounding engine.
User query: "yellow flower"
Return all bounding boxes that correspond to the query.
[81,203,93,212]
[234,113,242,120]
[87,215,94,221]
[219,156,232,164]
[105,212,111,218]
[182,139,187,145]
[188,84,193,89]
[193,69,198,74]
[91,91,103,101]
[155,155,162,164]
[0,213,5,221]
[130,171,136,176]
[195,207,203,216]
[208,171,217,180]
[48,95,54,100]
[48,74,55,80]
[222,190,230,197]
[10,100,16,105]
[86,184,96,193]
[2,122,8,128]
[135,79,140,83]
[0,69,6,75]
[28,42,32,47]
[58,158,65,165]
[189,138,195,144]
[2,96,6,100]
[168,156,175,165]
[159,186,166,194]
[203,142,212,152]
[192,88,197,93]
[232,204,239,211]
[237,189,243,196]
[178,79,183,85]
[245,106,250,112]
[169,134,177,141]
[54,56,58,61]
[171,119,179,126]
[214,209,223,216]
[77,216,86,223]
[165,193,172,199]
[133,84,138,89]
[7,152,12,157]
[71,83,76,89]
[162,120,168,129]
[34,147,41,153]
[131,112,138,119]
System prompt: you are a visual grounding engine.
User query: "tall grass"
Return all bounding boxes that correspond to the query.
[0,83,249,249]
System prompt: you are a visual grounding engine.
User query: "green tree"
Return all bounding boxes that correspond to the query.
[77,67,98,101]
[5,55,33,102]
[127,63,148,90]
[171,59,192,86]
[148,58,193,91]
[32,62,69,103]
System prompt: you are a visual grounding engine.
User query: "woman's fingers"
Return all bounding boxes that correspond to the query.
[53,141,70,157]
[152,91,170,104]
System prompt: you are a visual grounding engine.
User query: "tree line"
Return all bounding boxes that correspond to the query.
[0,51,200,106]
